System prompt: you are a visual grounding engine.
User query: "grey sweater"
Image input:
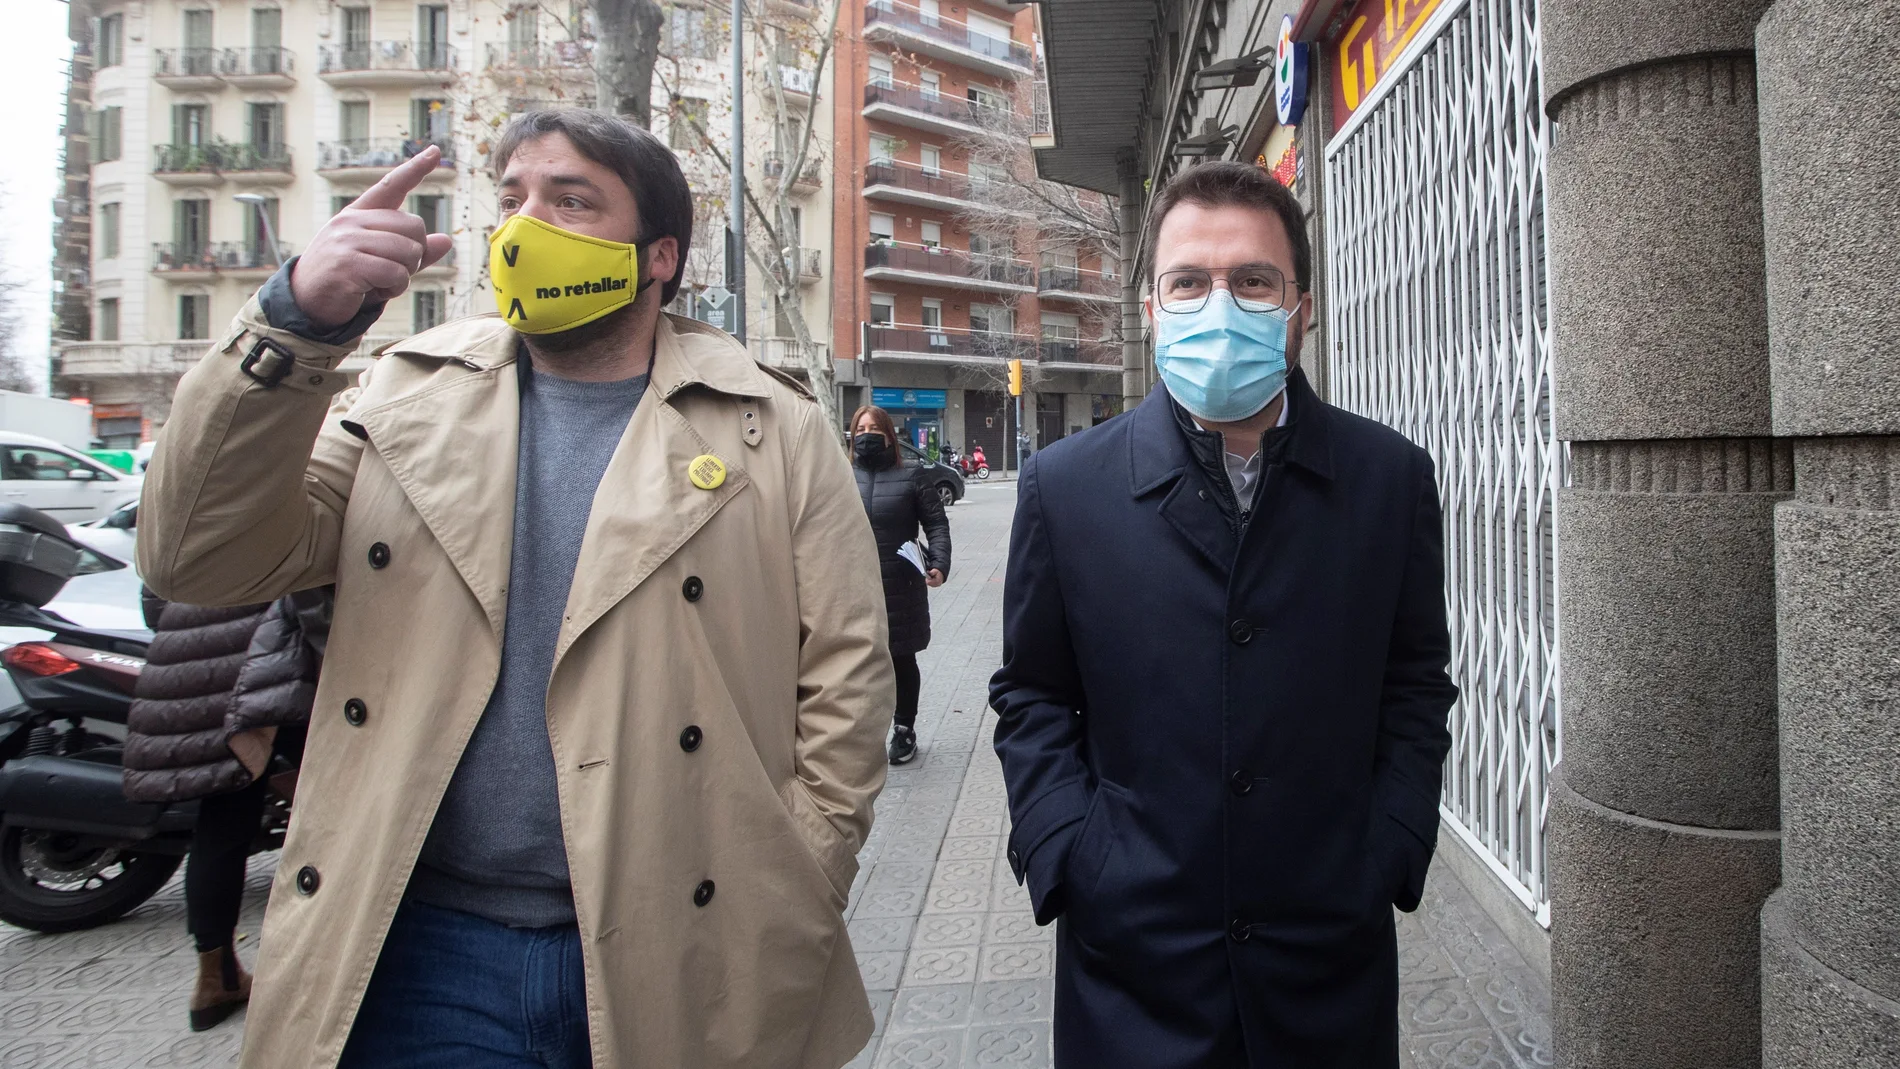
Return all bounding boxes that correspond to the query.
[407,356,647,927]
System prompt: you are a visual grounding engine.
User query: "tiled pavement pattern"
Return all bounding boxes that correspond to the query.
[0,481,1550,1068]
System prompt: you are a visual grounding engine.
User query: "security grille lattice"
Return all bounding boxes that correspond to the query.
[1323,0,1559,919]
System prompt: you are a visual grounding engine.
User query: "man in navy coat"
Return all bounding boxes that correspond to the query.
[990,161,1457,1067]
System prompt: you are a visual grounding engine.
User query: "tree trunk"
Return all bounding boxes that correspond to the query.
[594,0,665,126]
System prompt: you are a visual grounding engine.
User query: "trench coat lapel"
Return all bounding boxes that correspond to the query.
[1128,384,1235,575]
[351,343,521,640]
[553,316,768,665]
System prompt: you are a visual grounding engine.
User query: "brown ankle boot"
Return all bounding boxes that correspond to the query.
[188,945,252,1032]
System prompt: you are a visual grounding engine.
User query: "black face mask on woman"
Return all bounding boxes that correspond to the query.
[853,433,892,467]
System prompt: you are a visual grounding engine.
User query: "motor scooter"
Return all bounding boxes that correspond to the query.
[947,444,990,481]
[0,504,290,932]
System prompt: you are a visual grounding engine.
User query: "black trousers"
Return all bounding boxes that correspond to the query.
[892,652,921,730]
[186,726,305,953]
[186,777,266,953]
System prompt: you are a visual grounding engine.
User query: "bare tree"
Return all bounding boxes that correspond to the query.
[942,72,1121,346]
[660,0,847,429]
[594,0,666,126]
[0,181,38,393]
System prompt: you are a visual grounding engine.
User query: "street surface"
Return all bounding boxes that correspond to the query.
[0,481,1551,1068]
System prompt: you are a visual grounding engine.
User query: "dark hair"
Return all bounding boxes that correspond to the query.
[491,110,694,305]
[1143,161,1311,291]
[849,405,903,468]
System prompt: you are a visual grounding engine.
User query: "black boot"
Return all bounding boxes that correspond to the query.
[888,724,918,765]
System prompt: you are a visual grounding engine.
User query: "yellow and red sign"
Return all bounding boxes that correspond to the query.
[1327,0,1442,134]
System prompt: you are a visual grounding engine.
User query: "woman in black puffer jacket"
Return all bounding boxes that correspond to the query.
[123,587,329,1032]
[850,405,952,765]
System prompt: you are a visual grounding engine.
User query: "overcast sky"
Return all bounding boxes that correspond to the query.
[1,1,77,393]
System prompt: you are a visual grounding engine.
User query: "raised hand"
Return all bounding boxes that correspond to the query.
[289,145,457,330]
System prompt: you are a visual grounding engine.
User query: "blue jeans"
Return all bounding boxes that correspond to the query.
[338,901,592,1069]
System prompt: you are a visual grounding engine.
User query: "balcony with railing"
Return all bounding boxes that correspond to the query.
[222,142,294,182]
[866,323,1038,365]
[153,144,223,185]
[1036,337,1121,370]
[507,95,598,115]
[1037,265,1119,303]
[317,138,457,178]
[223,47,296,88]
[152,241,284,278]
[777,65,817,97]
[862,2,1031,76]
[763,153,822,194]
[862,82,1010,138]
[864,241,1035,294]
[785,247,822,284]
[863,160,1002,211]
[318,41,456,86]
[485,41,591,71]
[57,341,221,378]
[154,48,227,89]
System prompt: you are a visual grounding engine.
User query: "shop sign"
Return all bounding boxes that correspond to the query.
[91,403,141,420]
[1328,0,1443,134]
[872,387,947,410]
[1274,15,1310,127]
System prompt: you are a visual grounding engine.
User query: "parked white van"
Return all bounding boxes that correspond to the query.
[0,431,143,523]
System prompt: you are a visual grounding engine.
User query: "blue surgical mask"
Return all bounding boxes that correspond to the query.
[1153,288,1293,423]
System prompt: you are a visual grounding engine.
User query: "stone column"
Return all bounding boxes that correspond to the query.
[1755,2,1900,1065]
[1117,148,1148,408]
[1541,3,1785,1066]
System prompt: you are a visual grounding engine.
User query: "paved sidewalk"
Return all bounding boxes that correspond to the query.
[0,480,1551,1069]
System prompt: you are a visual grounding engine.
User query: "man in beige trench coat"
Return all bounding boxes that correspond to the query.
[138,110,895,1069]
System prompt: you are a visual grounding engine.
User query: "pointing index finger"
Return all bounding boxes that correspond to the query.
[350,145,443,212]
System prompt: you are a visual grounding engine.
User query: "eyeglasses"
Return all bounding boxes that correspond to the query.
[1153,266,1298,314]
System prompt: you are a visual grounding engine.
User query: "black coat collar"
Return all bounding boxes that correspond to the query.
[1128,367,1334,500]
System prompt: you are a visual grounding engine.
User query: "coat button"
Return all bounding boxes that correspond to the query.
[295,866,320,896]
[1228,619,1255,645]
[679,725,703,752]
[367,542,391,569]
[1229,918,1251,943]
[343,699,368,726]
[682,576,703,602]
[1230,769,1253,796]
[693,879,716,907]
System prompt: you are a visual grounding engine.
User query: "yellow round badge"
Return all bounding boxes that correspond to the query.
[688,454,728,490]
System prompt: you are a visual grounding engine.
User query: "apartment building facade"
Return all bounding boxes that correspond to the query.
[52,0,831,443]
[828,0,1120,466]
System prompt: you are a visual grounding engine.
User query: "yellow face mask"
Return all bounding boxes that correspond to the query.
[488,214,653,334]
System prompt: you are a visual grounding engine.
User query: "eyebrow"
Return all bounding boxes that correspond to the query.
[498,173,605,194]
[1159,260,1284,274]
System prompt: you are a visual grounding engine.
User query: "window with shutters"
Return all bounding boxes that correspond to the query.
[98,203,120,260]
[869,293,895,326]
[413,289,445,332]
[97,298,119,341]
[868,54,893,90]
[97,15,124,67]
[410,194,450,234]
[667,5,715,60]
[339,101,370,146]
[92,107,122,163]
[178,294,211,340]
[669,97,708,150]
[868,213,895,246]
[411,98,449,143]
[243,197,280,261]
[341,7,371,50]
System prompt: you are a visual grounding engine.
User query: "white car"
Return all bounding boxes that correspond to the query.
[0,430,143,524]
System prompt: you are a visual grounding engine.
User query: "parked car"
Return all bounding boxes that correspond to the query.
[899,441,966,507]
[0,432,143,525]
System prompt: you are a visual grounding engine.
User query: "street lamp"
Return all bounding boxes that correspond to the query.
[1191,47,1274,92]
[1172,120,1240,159]
[232,193,284,268]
